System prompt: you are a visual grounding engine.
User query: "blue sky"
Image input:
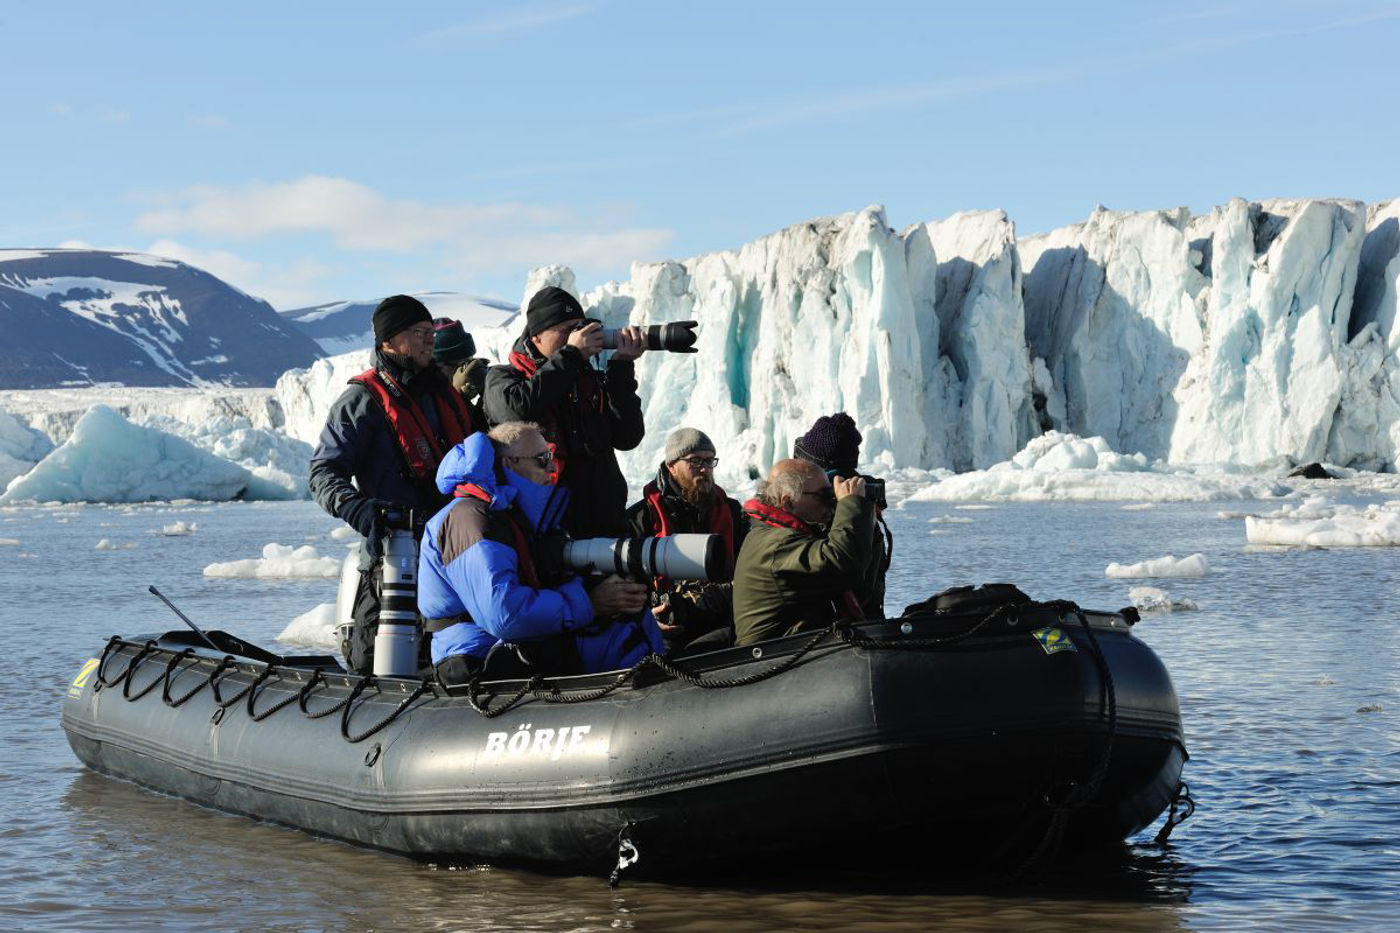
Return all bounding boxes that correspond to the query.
[3,0,1398,309]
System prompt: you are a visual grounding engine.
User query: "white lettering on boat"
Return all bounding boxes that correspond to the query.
[482,724,600,759]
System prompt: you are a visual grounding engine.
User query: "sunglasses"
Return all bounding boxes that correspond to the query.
[508,451,555,468]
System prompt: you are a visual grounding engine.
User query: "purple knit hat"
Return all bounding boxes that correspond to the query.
[794,412,862,473]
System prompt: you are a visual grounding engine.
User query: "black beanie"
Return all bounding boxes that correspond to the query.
[372,295,432,345]
[524,286,584,337]
[794,412,862,473]
[432,317,476,364]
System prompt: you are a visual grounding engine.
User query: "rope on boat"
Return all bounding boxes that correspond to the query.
[340,675,434,743]
[1154,781,1195,844]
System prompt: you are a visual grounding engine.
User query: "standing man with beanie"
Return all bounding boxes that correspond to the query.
[626,427,748,650]
[482,285,646,538]
[793,412,890,619]
[310,295,480,674]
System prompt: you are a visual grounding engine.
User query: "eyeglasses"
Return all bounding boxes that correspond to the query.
[801,489,837,505]
[678,456,719,470]
[507,451,555,468]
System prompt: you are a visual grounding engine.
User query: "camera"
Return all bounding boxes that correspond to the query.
[860,476,887,510]
[577,318,700,354]
[561,533,722,582]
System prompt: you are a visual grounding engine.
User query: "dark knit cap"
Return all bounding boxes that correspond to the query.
[524,286,585,337]
[794,412,862,473]
[432,318,476,364]
[372,294,432,345]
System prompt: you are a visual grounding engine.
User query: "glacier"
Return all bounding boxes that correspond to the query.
[4,195,1400,505]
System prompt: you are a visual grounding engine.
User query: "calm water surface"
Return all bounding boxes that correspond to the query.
[1,494,1397,931]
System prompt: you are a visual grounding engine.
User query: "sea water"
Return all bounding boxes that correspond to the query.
[1,496,1397,931]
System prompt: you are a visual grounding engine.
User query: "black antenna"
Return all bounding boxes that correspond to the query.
[148,585,220,651]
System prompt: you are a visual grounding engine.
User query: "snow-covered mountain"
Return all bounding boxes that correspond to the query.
[279,291,517,356]
[0,249,323,389]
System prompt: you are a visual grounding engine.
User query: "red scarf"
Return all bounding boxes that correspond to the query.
[351,368,474,481]
[742,499,815,534]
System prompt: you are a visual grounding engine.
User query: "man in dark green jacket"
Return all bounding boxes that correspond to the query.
[733,459,875,646]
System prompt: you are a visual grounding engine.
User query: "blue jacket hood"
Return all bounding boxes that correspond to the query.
[434,432,568,532]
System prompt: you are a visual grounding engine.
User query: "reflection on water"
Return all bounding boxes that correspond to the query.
[3,498,1399,931]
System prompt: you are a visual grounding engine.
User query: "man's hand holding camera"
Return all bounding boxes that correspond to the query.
[832,475,866,501]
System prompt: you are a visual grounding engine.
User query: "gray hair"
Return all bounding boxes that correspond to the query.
[757,459,822,507]
[486,421,543,458]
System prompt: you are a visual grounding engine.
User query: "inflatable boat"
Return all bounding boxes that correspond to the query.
[61,590,1189,877]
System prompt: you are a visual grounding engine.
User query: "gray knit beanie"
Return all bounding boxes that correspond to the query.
[663,427,716,464]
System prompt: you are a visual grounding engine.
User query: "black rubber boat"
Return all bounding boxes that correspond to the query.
[61,591,1189,876]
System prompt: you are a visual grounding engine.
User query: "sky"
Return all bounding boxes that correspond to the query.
[2,0,1398,310]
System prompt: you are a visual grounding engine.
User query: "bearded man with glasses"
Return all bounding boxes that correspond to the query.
[733,459,875,647]
[625,428,749,651]
[310,295,479,674]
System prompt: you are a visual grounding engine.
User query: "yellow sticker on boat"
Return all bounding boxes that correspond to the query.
[1032,627,1077,655]
[69,658,100,698]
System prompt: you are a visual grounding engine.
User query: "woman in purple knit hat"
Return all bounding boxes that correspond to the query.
[793,412,890,619]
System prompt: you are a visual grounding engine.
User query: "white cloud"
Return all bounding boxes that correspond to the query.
[417,2,594,42]
[143,239,334,309]
[134,175,673,281]
[57,239,94,249]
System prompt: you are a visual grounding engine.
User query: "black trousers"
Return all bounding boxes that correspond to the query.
[434,653,484,686]
[340,562,381,676]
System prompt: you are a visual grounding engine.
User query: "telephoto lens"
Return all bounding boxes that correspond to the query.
[598,321,700,354]
[561,534,722,581]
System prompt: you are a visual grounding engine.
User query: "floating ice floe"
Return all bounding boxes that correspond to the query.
[277,602,339,650]
[330,525,359,541]
[1128,586,1199,612]
[0,406,254,504]
[927,515,975,524]
[910,433,1292,503]
[0,538,19,546]
[160,521,198,536]
[1105,553,1210,578]
[1245,499,1400,547]
[203,543,342,579]
[94,538,136,550]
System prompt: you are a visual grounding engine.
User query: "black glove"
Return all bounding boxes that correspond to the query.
[343,497,389,540]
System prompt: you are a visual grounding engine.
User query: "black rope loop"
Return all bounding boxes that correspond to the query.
[842,602,1019,650]
[1154,781,1195,844]
[118,641,162,701]
[160,648,208,707]
[211,657,256,709]
[341,677,433,743]
[298,669,352,720]
[246,665,301,722]
[93,636,126,690]
[466,675,541,719]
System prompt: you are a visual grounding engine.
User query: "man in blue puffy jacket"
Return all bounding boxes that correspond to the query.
[418,421,664,685]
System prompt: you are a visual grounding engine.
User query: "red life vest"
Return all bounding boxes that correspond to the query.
[643,481,737,586]
[351,367,475,481]
[453,483,541,587]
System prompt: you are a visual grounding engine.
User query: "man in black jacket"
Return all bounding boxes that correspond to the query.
[309,295,479,674]
[626,428,748,650]
[482,286,645,538]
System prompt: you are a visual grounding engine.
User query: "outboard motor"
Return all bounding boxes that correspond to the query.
[374,507,422,678]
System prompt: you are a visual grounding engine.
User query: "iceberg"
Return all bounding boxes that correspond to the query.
[0,405,254,503]
[203,542,342,579]
[1105,553,1210,578]
[1245,500,1400,547]
[277,602,339,649]
[0,407,54,488]
[1128,586,1199,612]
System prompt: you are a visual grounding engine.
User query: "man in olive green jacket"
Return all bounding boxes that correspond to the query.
[733,459,876,646]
